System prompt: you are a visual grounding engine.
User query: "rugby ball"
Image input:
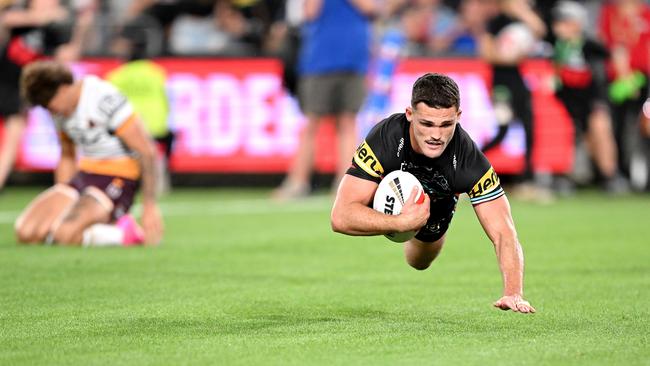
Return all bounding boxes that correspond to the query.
[372,170,426,243]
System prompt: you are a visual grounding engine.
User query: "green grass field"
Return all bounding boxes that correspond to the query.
[0,187,648,365]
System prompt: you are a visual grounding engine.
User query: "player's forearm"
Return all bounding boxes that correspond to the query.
[495,237,525,296]
[1,9,46,27]
[138,148,158,207]
[55,158,76,184]
[66,6,94,51]
[331,203,403,236]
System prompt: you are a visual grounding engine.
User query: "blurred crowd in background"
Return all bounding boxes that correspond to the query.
[0,0,619,61]
[2,0,650,198]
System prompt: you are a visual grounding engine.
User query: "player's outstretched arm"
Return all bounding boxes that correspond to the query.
[473,195,535,313]
[331,175,429,236]
[117,117,163,245]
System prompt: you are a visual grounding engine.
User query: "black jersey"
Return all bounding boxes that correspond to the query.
[347,113,505,241]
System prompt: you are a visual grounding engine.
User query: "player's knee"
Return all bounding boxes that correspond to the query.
[14,218,39,244]
[406,259,432,271]
[14,223,33,243]
[52,223,81,245]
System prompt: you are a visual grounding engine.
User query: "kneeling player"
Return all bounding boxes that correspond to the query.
[14,61,163,246]
[331,73,535,313]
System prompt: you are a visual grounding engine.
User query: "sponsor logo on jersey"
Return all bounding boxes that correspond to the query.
[397,138,404,157]
[354,141,384,178]
[468,167,500,198]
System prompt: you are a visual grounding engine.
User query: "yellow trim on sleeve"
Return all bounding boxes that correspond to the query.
[353,141,384,178]
[468,167,500,199]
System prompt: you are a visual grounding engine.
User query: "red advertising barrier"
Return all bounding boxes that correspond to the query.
[6,58,573,175]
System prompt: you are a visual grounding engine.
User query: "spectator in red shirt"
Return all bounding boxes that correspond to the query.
[598,0,650,179]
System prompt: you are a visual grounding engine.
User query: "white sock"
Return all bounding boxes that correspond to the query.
[82,224,125,247]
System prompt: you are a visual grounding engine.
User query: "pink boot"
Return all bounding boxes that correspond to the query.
[116,214,145,246]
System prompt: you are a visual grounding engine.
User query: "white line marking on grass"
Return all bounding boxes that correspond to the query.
[142,196,332,217]
[0,196,332,223]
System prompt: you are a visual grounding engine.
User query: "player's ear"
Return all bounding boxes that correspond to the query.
[405,106,413,122]
[456,108,462,121]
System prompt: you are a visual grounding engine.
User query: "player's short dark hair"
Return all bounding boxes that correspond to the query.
[20,61,74,108]
[411,73,460,110]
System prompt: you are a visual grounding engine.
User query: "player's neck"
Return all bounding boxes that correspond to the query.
[69,81,84,110]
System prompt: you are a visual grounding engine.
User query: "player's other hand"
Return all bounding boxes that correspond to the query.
[142,203,164,245]
[493,295,536,313]
[398,187,429,232]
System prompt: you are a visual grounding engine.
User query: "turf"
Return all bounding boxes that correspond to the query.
[0,187,648,365]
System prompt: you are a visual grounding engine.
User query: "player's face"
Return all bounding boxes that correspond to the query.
[46,85,76,118]
[406,102,460,159]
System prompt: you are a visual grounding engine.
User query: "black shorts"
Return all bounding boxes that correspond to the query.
[557,86,607,135]
[414,195,457,243]
[0,56,24,117]
[68,172,139,221]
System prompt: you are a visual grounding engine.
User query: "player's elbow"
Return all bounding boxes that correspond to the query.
[330,214,344,233]
[330,210,349,234]
[491,229,519,250]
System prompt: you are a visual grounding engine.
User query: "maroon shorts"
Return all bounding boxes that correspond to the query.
[68,172,139,221]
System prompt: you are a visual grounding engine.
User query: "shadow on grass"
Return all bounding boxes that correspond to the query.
[85,307,395,338]
[81,306,549,340]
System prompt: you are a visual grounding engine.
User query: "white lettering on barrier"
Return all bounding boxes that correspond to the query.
[244,74,280,155]
[167,73,202,154]
[205,74,242,154]
[168,72,302,157]
[20,66,525,170]
[22,71,303,168]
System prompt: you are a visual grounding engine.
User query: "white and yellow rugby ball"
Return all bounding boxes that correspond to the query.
[372,170,425,243]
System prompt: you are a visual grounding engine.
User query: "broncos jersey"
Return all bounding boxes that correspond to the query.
[347,113,505,241]
[54,76,140,180]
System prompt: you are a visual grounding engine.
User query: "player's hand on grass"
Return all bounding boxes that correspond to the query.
[142,203,164,245]
[493,295,536,313]
[398,187,429,232]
